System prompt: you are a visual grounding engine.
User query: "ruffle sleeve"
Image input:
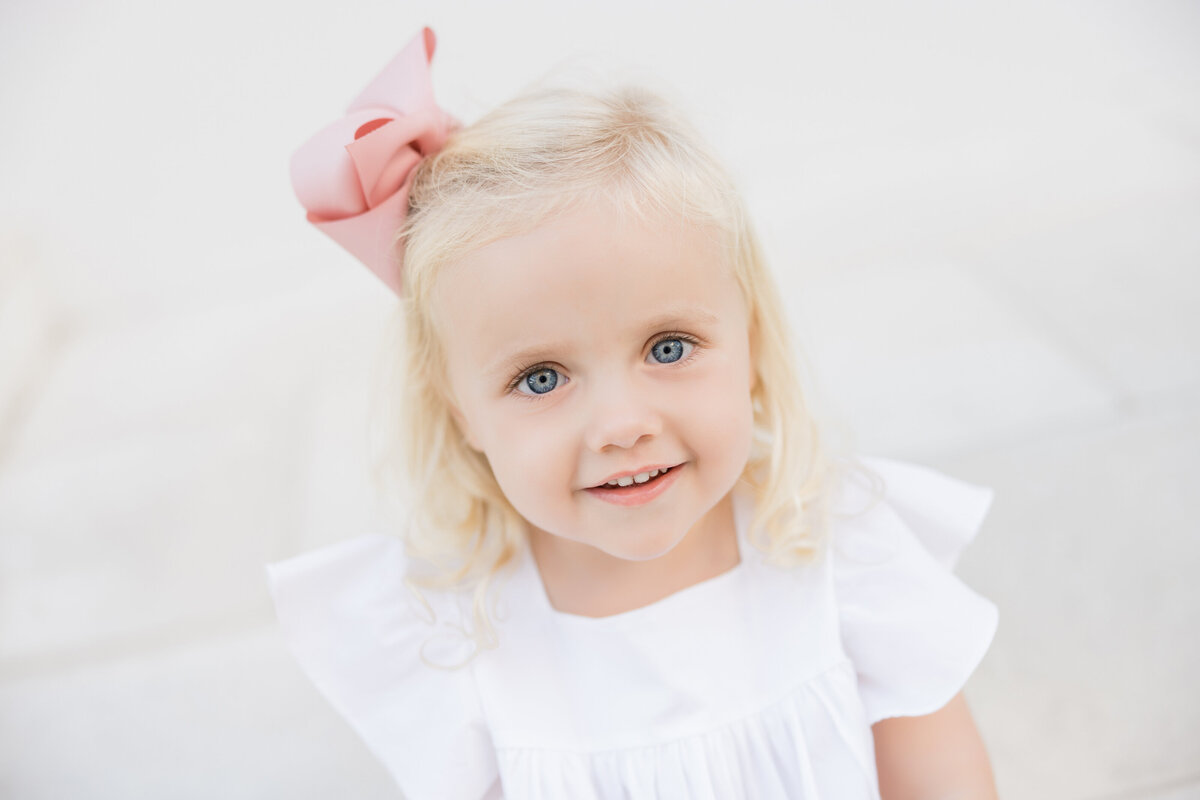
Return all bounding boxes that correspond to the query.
[833,456,1000,725]
[265,535,501,800]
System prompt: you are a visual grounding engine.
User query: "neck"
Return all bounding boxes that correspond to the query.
[528,492,741,618]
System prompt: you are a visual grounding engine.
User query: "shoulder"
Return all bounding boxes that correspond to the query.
[265,534,500,799]
[828,456,1000,726]
[267,534,410,623]
[831,455,995,568]
[266,534,474,668]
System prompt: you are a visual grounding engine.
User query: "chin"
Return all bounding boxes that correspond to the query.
[608,531,687,562]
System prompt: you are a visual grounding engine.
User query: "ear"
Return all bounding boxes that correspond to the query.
[448,402,484,453]
[747,317,759,393]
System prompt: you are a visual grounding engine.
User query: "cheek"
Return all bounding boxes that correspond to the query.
[682,357,756,457]
[482,415,576,512]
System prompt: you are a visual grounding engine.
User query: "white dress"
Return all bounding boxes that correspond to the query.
[266,456,999,799]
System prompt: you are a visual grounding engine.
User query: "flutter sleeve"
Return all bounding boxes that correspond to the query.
[832,456,1000,725]
[265,535,501,800]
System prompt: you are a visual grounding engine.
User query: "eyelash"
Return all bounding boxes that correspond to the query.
[506,332,703,398]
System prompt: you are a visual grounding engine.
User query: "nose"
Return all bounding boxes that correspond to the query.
[583,380,663,453]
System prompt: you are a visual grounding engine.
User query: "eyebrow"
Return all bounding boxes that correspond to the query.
[484,304,721,378]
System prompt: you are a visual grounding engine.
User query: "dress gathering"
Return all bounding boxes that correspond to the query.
[268,456,999,800]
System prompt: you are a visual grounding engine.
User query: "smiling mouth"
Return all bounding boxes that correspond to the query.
[589,464,681,490]
[584,463,685,506]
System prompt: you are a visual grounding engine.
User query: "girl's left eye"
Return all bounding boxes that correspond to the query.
[649,336,695,364]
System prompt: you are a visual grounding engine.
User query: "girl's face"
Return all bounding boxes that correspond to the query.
[434,199,756,563]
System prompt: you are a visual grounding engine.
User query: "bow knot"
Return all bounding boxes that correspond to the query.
[290,27,457,295]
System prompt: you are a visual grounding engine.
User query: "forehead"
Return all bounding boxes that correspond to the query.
[432,202,742,368]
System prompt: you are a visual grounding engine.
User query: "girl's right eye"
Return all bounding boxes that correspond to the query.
[513,366,565,396]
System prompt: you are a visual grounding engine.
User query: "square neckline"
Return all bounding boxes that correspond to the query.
[515,481,756,628]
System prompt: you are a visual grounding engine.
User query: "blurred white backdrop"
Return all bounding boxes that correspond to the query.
[1,1,1198,797]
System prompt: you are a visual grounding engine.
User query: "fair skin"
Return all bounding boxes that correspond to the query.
[434,198,755,616]
[873,692,1000,799]
[433,197,998,794]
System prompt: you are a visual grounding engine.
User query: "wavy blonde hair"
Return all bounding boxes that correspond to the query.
[370,82,850,664]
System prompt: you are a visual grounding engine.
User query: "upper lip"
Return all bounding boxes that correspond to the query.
[588,463,682,488]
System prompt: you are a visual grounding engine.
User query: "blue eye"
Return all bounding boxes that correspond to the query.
[517,367,562,395]
[650,337,692,364]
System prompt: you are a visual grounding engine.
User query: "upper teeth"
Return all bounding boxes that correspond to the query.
[605,466,669,487]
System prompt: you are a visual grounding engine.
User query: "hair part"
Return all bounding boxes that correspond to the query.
[370,82,851,668]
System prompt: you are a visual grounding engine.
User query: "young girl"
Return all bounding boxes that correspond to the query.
[272,27,1001,799]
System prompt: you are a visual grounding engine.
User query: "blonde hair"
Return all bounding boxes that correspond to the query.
[371,82,850,664]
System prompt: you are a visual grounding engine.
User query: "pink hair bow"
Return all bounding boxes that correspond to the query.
[289,27,457,295]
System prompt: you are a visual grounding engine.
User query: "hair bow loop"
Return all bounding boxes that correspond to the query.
[345,112,426,209]
[289,27,455,295]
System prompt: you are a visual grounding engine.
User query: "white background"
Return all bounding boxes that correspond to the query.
[1,0,1198,797]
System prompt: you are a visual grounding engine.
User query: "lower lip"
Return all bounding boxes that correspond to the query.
[583,464,684,507]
